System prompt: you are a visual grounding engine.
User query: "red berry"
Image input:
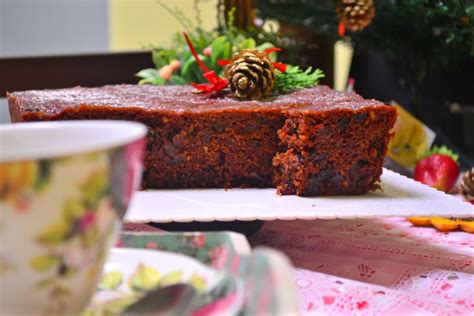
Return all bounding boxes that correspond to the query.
[414,154,460,192]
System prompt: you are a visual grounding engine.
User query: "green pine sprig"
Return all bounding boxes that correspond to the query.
[274,66,325,93]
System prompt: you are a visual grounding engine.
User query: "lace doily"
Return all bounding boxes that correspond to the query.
[124,217,474,315]
[249,218,474,315]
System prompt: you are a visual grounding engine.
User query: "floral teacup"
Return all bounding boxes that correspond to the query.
[0,121,146,315]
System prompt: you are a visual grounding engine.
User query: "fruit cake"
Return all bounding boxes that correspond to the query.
[8,84,397,196]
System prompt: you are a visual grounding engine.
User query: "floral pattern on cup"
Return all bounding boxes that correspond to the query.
[0,141,144,316]
[29,167,114,314]
[0,160,50,211]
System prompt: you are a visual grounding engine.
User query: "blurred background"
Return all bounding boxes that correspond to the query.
[1,0,473,165]
[0,0,217,122]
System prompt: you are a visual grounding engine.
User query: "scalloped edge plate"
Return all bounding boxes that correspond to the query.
[125,168,474,223]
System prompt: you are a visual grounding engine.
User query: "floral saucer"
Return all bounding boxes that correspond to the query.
[85,231,298,315]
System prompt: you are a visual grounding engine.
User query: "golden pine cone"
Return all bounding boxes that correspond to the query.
[460,168,474,202]
[224,49,276,100]
[337,0,375,32]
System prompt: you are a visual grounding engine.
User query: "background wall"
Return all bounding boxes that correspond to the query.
[0,0,218,57]
[109,0,217,51]
[0,0,109,57]
[0,0,217,123]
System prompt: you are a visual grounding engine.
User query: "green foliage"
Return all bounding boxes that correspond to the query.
[257,0,339,37]
[258,0,474,63]
[350,0,473,73]
[136,1,297,86]
[258,0,474,114]
[420,145,460,163]
[274,66,325,93]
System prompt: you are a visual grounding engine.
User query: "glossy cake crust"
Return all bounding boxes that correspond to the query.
[8,84,397,196]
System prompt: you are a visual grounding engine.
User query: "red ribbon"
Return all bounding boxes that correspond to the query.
[272,62,287,72]
[191,70,228,93]
[183,32,228,94]
[338,21,346,37]
[217,59,230,66]
[183,32,287,93]
[264,47,282,55]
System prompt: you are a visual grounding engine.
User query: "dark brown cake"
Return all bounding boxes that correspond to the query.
[8,84,397,196]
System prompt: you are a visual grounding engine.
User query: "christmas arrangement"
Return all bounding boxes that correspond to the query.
[136,6,324,101]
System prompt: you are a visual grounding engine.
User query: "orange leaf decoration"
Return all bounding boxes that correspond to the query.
[408,217,473,233]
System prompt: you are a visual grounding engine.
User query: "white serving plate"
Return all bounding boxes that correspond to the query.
[125,168,474,223]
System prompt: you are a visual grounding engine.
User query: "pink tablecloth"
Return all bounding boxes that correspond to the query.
[124,218,474,315]
[249,218,474,315]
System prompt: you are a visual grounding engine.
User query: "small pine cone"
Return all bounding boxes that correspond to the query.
[460,168,474,202]
[337,0,375,32]
[224,49,276,100]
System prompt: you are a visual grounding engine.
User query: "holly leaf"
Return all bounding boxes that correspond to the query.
[256,42,277,61]
[139,76,166,85]
[136,68,166,85]
[169,75,188,85]
[181,56,198,79]
[152,50,176,69]
[181,54,208,83]
[238,38,256,50]
[136,68,159,80]
[222,42,232,62]
[210,36,228,66]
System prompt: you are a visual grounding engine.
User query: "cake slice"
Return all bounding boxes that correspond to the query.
[274,102,395,195]
[8,84,397,196]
